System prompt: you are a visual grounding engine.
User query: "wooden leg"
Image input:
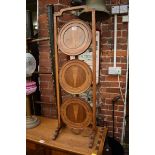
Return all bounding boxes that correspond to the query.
[52,126,62,140]
[95,127,105,151]
[88,129,96,148]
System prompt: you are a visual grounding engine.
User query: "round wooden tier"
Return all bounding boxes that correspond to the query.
[60,98,92,129]
[59,60,92,94]
[58,19,92,56]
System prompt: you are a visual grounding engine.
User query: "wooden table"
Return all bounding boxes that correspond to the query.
[26,116,108,155]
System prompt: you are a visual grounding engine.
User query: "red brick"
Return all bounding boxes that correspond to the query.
[116,57,121,62]
[40,74,52,81]
[105,98,112,104]
[120,0,129,4]
[106,88,120,93]
[38,14,48,23]
[54,4,67,12]
[99,76,106,82]
[100,63,113,69]
[100,69,108,75]
[39,22,48,30]
[100,88,107,93]
[102,31,112,37]
[120,82,126,88]
[117,37,127,44]
[100,81,119,87]
[107,104,118,111]
[40,52,51,59]
[122,23,128,30]
[102,93,120,99]
[111,30,122,37]
[117,23,122,30]
[101,109,111,115]
[121,44,128,50]
[40,81,49,88]
[39,46,50,52]
[101,50,112,57]
[117,43,122,50]
[115,111,124,117]
[39,0,58,6]
[117,117,124,122]
[122,30,128,37]
[101,57,111,62]
[102,17,112,24]
[101,38,109,44]
[105,115,112,122]
[121,57,127,63]
[40,88,54,96]
[105,75,118,81]
[118,105,124,111]
[117,127,123,134]
[102,50,127,57]
[39,29,49,37]
[116,100,124,105]
[117,16,122,23]
[116,122,123,128]
[101,24,109,31]
[41,95,51,103]
[39,7,46,15]
[116,63,127,69]
[39,59,51,67]
[117,50,127,56]
[39,66,51,73]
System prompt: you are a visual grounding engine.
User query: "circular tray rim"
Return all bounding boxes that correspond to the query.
[60,98,92,129]
[59,60,92,94]
[58,19,92,56]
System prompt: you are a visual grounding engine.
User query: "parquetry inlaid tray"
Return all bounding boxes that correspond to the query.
[59,60,92,94]
[58,19,92,56]
[60,98,92,129]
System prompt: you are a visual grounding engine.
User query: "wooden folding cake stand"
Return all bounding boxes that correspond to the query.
[51,5,107,149]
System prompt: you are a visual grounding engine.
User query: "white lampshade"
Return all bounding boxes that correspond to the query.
[26,52,36,77]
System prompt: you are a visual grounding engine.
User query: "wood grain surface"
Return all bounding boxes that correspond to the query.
[60,98,92,129]
[59,60,92,94]
[58,19,92,56]
[26,116,108,155]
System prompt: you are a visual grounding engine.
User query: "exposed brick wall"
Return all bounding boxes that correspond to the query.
[99,0,129,141]
[38,0,128,142]
[38,0,71,118]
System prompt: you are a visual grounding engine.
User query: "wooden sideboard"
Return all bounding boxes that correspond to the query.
[26,116,108,155]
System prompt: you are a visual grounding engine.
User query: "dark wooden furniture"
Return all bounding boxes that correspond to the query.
[26,116,108,155]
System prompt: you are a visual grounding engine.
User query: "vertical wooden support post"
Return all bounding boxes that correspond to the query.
[54,15,61,128]
[92,10,96,130]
